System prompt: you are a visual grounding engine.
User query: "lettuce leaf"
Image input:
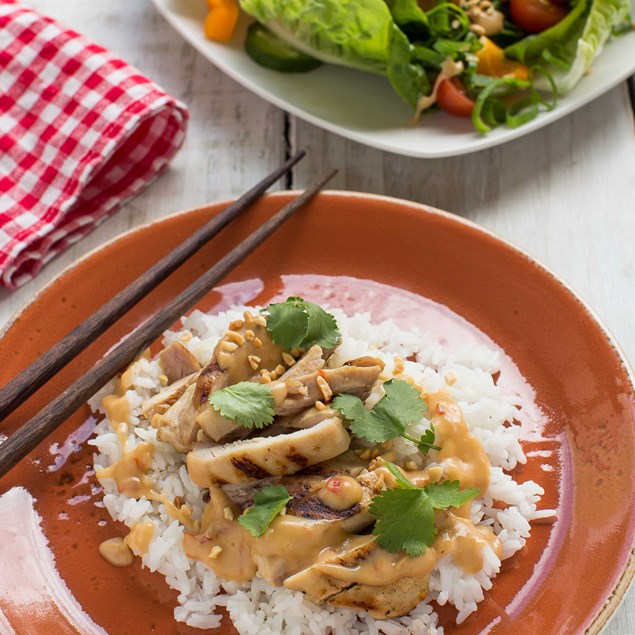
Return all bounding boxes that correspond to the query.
[239,0,430,107]
[553,0,631,93]
[385,0,428,30]
[505,0,631,94]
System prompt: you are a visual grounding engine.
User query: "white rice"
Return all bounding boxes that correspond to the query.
[89,306,552,634]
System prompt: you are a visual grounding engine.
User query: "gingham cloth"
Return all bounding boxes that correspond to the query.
[0,1,188,290]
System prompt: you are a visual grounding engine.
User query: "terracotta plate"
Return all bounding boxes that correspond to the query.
[0,192,634,634]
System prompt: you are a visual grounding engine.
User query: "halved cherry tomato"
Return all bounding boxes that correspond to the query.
[436,78,474,118]
[510,0,569,34]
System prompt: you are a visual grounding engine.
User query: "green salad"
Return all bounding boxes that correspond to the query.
[232,0,631,132]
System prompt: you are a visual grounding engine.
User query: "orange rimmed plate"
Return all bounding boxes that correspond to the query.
[0,191,633,634]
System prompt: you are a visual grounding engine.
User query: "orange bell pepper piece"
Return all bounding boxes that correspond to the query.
[476,37,531,81]
[204,0,240,42]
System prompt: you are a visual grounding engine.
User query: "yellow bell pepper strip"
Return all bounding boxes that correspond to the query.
[204,0,240,42]
[476,37,532,81]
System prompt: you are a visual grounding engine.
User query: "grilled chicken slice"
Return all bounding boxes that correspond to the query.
[158,341,201,384]
[142,372,198,419]
[222,462,374,532]
[273,358,383,417]
[284,536,428,618]
[328,575,429,618]
[186,416,351,486]
[196,406,253,444]
[255,406,340,439]
[277,344,325,380]
[152,384,200,452]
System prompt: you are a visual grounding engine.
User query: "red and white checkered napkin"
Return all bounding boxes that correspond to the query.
[0,1,189,290]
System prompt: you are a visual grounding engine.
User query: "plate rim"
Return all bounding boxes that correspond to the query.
[2,189,634,632]
[150,0,635,158]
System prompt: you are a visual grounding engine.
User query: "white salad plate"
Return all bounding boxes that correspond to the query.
[151,0,635,158]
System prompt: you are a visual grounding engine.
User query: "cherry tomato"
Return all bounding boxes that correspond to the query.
[510,0,569,34]
[436,79,474,118]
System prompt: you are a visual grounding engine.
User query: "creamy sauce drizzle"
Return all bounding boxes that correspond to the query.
[98,379,199,534]
[317,476,363,511]
[185,388,499,590]
[184,487,353,583]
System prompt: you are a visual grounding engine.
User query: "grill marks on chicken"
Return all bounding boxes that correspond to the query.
[187,416,352,486]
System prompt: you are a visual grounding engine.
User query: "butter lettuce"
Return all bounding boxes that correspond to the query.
[505,0,631,93]
[239,0,430,107]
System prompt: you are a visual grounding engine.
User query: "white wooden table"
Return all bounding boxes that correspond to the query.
[3,1,634,632]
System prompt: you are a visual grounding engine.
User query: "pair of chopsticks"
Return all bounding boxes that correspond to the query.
[0,151,336,479]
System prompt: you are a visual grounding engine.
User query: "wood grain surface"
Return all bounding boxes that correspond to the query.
[1,1,634,633]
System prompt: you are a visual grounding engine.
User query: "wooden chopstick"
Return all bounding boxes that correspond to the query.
[0,168,337,478]
[0,150,306,423]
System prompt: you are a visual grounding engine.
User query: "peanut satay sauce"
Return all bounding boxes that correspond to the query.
[96,371,197,567]
[183,391,500,585]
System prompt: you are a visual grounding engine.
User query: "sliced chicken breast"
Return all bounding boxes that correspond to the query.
[187,416,351,486]
[152,383,200,452]
[158,341,201,384]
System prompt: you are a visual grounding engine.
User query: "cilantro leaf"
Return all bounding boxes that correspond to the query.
[237,485,291,537]
[383,461,417,490]
[369,462,480,557]
[208,382,275,429]
[333,378,427,444]
[302,301,340,349]
[416,425,441,454]
[425,480,480,509]
[264,297,341,350]
[380,379,428,427]
[370,488,434,557]
[265,297,309,349]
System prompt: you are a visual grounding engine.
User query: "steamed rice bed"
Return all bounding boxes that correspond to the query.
[89,304,551,634]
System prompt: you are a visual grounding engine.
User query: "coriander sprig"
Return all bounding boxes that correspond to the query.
[370,462,479,556]
[208,381,275,429]
[333,378,439,453]
[264,297,340,350]
[238,485,292,537]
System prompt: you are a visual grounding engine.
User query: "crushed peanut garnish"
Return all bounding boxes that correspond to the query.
[316,375,333,401]
[223,506,234,521]
[179,331,193,342]
[405,460,418,471]
[244,329,255,341]
[444,371,458,386]
[224,330,245,345]
[220,341,238,353]
[158,374,169,387]
[209,546,223,559]
[248,355,261,370]
[282,352,296,366]
[314,400,327,410]
[253,337,263,348]
[260,370,272,383]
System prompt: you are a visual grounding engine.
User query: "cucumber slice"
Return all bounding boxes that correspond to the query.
[245,23,322,73]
